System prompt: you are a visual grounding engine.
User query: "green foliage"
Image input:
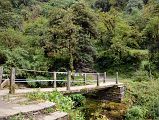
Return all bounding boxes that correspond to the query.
[43,1,98,71]
[96,9,144,72]
[1,0,159,74]
[0,29,25,48]
[125,106,147,120]
[48,0,77,8]
[47,92,73,112]
[24,17,48,35]
[125,0,144,14]
[27,91,73,112]
[132,70,150,82]
[124,80,159,119]
[69,94,86,107]
[0,0,12,11]
[27,91,85,120]
[1,0,159,119]
[94,0,111,12]
[70,110,85,120]
[128,50,149,60]
[9,113,26,120]
[11,0,36,8]
[143,16,159,44]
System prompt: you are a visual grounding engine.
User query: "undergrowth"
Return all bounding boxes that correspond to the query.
[27,91,85,120]
[123,79,159,120]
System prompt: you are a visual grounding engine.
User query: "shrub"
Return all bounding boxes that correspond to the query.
[69,94,86,107]
[124,80,159,119]
[47,91,73,112]
[132,70,150,82]
[27,91,73,112]
[125,106,147,120]
[149,98,159,118]
[27,91,85,120]
[70,110,85,120]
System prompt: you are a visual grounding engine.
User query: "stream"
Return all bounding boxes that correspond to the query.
[76,98,127,120]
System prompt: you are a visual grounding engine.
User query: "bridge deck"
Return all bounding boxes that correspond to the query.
[0,82,123,96]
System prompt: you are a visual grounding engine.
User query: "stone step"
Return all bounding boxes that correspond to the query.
[43,111,68,120]
[0,101,55,119]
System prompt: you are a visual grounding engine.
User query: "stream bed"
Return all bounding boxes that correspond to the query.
[76,98,128,120]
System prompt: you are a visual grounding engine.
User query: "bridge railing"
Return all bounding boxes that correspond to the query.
[1,67,119,94]
[0,66,3,89]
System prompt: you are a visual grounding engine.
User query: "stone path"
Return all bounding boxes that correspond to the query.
[0,101,55,118]
[0,96,68,120]
[0,95,68,120]
[0,100,19,109]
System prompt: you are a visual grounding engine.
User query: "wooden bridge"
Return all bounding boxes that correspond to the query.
[0,67,125,101]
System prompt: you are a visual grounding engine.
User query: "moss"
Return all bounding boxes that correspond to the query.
[82,99,128,120]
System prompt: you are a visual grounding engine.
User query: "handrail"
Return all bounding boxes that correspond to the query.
[6,67,119,94]
[16,68,104,75]
[15,79,106,84]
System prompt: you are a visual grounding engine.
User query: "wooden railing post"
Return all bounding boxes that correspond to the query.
[97,73,99,86]
[116,72,119,84]
[104,72,106,83]
[9,68,15,94]
[53,72,57,88]
[0,66,3,89]
[67,71,71,91]
[83,73,86,85]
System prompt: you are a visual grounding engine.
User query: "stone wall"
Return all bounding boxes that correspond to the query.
[94,85,125,102]
[67,85,126,102]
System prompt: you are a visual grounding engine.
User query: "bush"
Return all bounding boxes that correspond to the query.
[69,94,86,107]
[132,70,150,82]
[27,91,73,112]
[124,80,159,119]
[70,110,85,120]
[149,97,159,118]
[27,91,85,120]
[125,106,147,120]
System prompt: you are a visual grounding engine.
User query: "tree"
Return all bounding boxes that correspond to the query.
[125,0,144,14]
[44,8,77,71]
[0,0,12,28]
[96,9,143,72]
[70,2,98,72]
[143,16,159,69]
[94,0,111,12]
[44,1,98,72]
[11,0,36,8]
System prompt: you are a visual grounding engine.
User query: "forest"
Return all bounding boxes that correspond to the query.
[0,0,159,120]
[0,0,159,75]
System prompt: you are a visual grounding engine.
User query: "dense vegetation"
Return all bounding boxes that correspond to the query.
[27,80,159,120]
[27,91,85,120]
[124,80,159,120]
[0,0,159,75]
